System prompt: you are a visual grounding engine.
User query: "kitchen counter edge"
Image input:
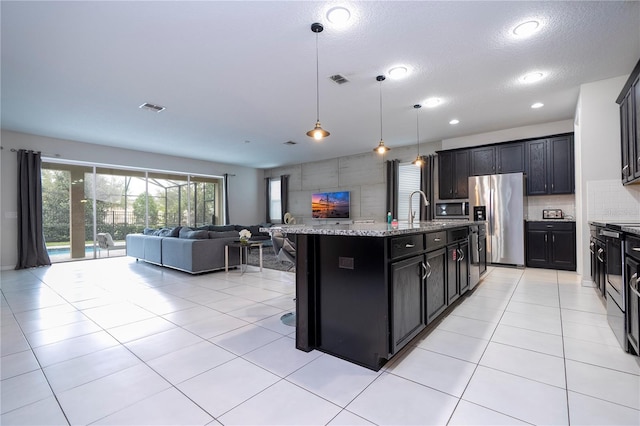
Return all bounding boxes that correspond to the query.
[261,221,483,237]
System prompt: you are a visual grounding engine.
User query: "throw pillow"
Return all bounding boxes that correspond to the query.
[208,231,240,239]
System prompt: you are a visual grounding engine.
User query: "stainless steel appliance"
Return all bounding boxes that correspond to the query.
[602,222,640,352]
[468,173,526,266]
[468,223,487,290]
[435,201,469,219]
[626,232,640,355]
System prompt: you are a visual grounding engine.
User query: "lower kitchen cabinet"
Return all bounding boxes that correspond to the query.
[425,247,447,324]
[390,256,425,353]
[447,229,470,304]
[526,221,576,271]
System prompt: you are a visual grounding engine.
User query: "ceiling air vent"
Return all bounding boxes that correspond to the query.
[284,141,297,145]
[139,102,166,112]
[329,74,349,84]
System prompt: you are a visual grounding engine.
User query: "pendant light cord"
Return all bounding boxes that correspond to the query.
[416,107,420,156]
[379,80,383,141]
[315,33,320,122]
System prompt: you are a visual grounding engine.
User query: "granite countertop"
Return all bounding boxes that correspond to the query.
[262,221,482,237]
[588,220,640,237]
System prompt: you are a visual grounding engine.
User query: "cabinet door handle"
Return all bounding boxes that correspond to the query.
[546,225,553,228]
[434,238,441,242]
[622,165,629,176]
[633,247,640,252]
[420,262,428,280]
[589,242,595,254]
[630,273,640,298]
[424,261,432,279]
[405,243,415,248]
[552,235,555,243]
[597,248,604,262]
[545,234,548,243]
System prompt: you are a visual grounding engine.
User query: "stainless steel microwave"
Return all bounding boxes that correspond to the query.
[435,201,469,218]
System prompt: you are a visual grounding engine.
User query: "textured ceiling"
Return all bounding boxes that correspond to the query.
[2,1,639,169]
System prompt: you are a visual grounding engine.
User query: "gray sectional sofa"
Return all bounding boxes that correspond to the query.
[125,224,271,274]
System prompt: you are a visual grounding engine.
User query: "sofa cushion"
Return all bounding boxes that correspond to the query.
[180,229,209,239]
[169,226,183,237]
[143,227,156,236]
[178,227,195,238]
[208,225,236,232]
[208,230,239,239]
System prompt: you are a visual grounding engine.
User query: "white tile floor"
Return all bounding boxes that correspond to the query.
[2,258,639,425]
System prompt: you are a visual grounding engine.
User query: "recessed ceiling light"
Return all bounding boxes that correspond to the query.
[424,97,442,108]
[513,20,541,37]
[531,102,544,109]
[449,119,460,125]
[327,7,351,25]
[388,66,409,79]
[520,71,545,83]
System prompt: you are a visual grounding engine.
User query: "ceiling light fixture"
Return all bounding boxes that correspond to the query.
[388,66,408,79]
[449,119,460,125]
[412,104,423,167]
[531,102,544,109]
[424,97,442,108]
[306,23,330,141]
[326,7,351,25]
[520,71,545,83]
[373,75,390,154]
[513,20,541,37]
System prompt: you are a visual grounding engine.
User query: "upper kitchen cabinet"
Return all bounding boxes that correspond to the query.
[617,58,640,184]
[525,135,574,195]
[438,150,469,199]
[469,142,525,176]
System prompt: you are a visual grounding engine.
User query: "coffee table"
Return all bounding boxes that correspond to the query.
[225,241,263,274]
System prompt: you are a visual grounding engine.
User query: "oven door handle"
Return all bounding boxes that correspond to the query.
[600,229,620,238]
[597,248,604,262]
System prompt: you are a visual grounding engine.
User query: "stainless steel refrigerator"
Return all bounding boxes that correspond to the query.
[468,173,526,266]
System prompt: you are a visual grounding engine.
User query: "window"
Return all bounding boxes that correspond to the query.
[398,163,421,222]
[269,178,282,223]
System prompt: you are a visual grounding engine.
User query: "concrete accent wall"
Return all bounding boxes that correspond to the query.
[265,141,442,224]
[1,130,264,270]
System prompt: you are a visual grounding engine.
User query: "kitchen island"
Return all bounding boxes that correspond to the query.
[268,221,483,371]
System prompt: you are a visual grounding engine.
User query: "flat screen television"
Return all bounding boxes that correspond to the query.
[312,191,350,219]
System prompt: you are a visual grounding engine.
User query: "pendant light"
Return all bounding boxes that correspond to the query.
[373,75,390,154]
[412,104,423,167]
[306,23,330,140]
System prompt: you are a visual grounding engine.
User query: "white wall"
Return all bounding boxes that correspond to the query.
[574,76,640,283]
[442,119,575,150]
[265,141,442,224]
[0,130,264,270]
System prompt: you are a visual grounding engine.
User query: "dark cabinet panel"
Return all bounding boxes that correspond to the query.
[497,143,525,174]
[459,241,469,295]
[526,229,549,267]
[438,150,469,199]
[526,140,548,195]
[525,136,574,195]
[391,256,425,353]
[446,239,469,304]
[425,248,447,324]
[549,229,577,269]
[526,222,576,271]
[549,136,574,194]
[635,78,640,180]
[453,150,470,198]
[470,146,496,176]
[617,58,640,185]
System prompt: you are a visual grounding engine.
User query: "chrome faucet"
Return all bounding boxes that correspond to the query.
[409,190,429,225]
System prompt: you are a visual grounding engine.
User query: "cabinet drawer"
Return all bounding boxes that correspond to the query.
[390,234,424,259]
[425,231,447,250]
[527,221,575,231]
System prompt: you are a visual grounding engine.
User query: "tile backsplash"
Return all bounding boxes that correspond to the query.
[587,179,640,221]
[528,194,576,220]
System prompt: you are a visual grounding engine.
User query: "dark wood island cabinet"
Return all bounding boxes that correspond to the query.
[280,222,479,371]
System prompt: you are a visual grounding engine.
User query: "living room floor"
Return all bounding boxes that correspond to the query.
[1,258,639,425]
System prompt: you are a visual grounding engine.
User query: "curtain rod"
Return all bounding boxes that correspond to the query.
[1,146,61,158]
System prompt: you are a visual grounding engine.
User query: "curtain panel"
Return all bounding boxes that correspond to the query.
[280,174,289,223]
[420,155,436,221]
[264,178,271,223]
[385,159,399,220]
[16,150,51,269]
[223,173,230,224]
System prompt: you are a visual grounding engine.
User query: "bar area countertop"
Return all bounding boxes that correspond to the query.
[264,220,482,237]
